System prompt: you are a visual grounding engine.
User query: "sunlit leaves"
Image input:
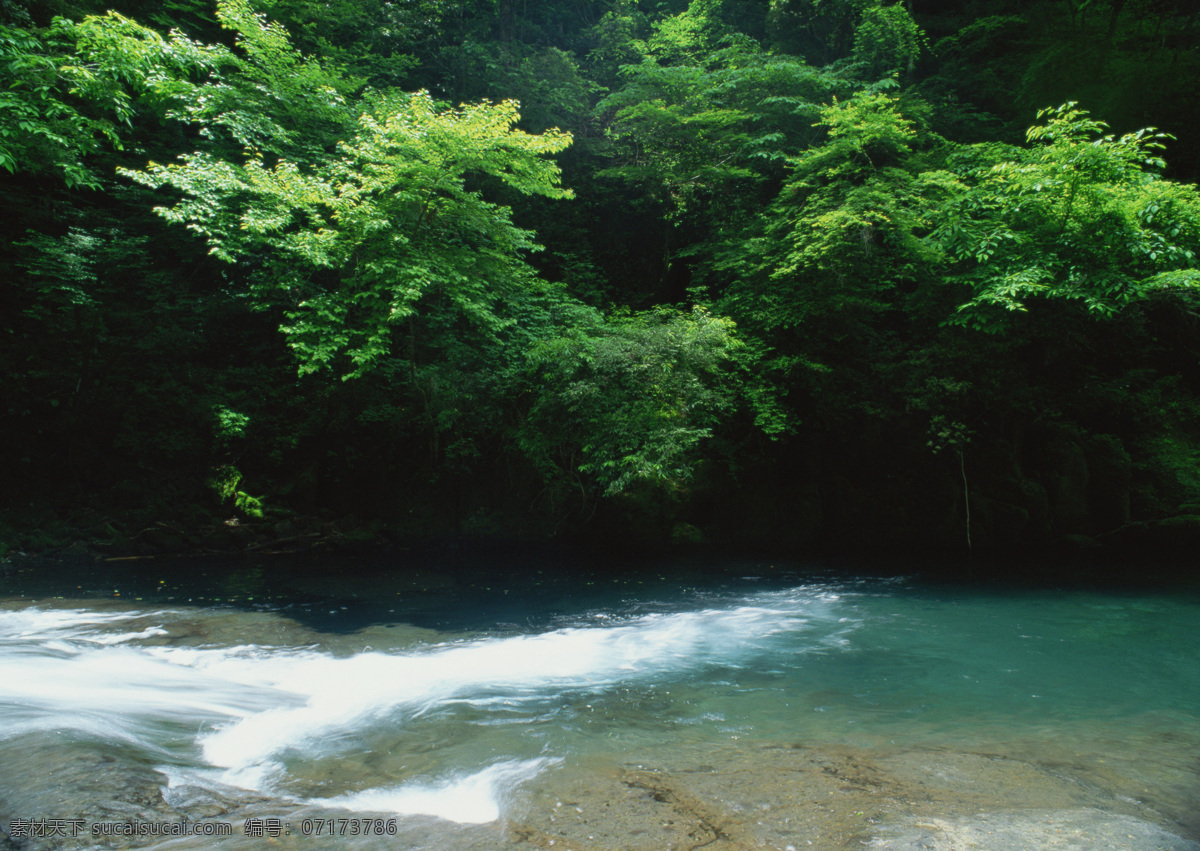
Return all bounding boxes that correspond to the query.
[716,93,950,334]
[0,19,133,186]
[128,90,573,377]
[791,91,917,180]
[647,0,724,65]
[61,11,227,124]
[932,103,1200,329]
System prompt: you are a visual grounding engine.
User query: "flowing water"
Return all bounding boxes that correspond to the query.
[1,551,1198,849]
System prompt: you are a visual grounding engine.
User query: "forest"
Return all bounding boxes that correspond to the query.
[3,0,1200,558]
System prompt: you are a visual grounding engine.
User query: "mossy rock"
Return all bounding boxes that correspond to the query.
[272,519,301,538]
[199,526,239,550]
[670,522,706,545]
[1057,533,1100,549]
[331,527,384,552]
[141,527,186,552]
[59,541,98,561]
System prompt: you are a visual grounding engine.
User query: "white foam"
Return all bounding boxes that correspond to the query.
[321,758,558,823]
[0,606,144,640]
[93,626,170,644]
[0,609,298,745]
[0,590,843,821]
[193,597,834,774]
[0,643,289,746]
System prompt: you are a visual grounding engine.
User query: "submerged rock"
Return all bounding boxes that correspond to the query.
[868,809,1200,850]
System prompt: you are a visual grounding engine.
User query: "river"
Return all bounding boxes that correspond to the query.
[1,550,1198,849]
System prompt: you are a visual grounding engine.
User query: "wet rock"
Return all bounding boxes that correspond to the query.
[504,738,1200,851]
[198,526,238,550]
[140,527,186,553]
[0,734,177,849]
[273,520,301,539]
[868,809,1199,850]
[59,541,100,562]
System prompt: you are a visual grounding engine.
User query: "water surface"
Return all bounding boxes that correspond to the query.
[1,552,1197,849]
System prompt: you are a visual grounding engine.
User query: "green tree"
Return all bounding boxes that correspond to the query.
[0,14,223,187]
[125,91,573,377]
[715,92,954,337]
[851,2,922,79]
[520,306,741,496]
[930,103,1200,329]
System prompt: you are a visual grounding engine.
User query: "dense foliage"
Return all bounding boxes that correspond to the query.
[3,0,1200,554]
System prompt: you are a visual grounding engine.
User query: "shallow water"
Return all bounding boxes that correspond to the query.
[1,552,1198,849]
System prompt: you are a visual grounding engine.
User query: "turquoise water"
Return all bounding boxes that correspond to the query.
[0,553,1198,848]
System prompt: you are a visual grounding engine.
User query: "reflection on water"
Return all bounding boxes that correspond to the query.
[1,554,1198,849]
